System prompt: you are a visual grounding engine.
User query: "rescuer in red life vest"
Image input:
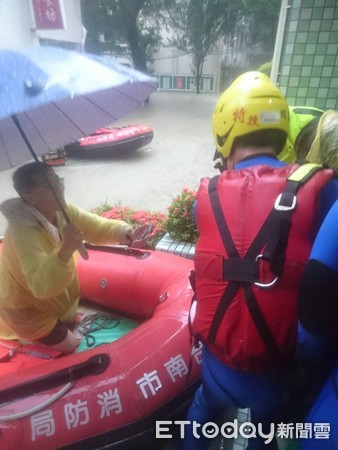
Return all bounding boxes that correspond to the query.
[182,72,338,450]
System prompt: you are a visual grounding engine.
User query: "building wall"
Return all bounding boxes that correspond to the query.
[276,0,338,109]
[152,38,223,93]
[153,46,221,93]
[0,0,36,48]
[0,0,83,50]
[35,0,84,49]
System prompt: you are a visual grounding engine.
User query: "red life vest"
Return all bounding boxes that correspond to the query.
[193,164,334,373]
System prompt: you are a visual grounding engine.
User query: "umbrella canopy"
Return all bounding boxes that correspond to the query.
[0,46,157,170]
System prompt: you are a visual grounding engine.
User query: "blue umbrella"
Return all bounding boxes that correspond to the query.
[0,46,157,258]
[0,46,157,169]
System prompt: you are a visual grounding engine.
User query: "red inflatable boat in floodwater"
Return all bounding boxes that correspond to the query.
[64,124,154,158]
[0,243,201,450]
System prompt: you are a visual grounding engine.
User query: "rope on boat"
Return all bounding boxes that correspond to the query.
[76,313,120,348]
[0,382,73,421]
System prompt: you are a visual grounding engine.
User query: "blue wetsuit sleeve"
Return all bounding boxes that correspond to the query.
[297,201,338,361]
[297,322,331,365]
[318,177,338,226]
[297,202,338,366]
[311,200,338,272]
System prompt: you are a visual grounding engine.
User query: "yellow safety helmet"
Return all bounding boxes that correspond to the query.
[212,71,289,159]
[278,106,323,163]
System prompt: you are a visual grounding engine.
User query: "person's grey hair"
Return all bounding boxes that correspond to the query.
[12,162,53,196]
[306,110,338,173]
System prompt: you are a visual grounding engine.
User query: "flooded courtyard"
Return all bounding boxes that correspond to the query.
[0,91,218,235]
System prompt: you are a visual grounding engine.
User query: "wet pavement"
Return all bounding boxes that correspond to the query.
[0,91,250,449]
[0,91,218,235]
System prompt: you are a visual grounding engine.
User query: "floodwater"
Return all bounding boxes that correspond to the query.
[0,91,242,449]
[0,91,218,235]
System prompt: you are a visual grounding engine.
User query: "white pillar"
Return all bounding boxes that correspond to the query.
[271,0,289,85]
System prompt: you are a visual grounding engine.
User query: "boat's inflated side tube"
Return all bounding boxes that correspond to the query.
[0,353,110,405]
[77,247,192,319]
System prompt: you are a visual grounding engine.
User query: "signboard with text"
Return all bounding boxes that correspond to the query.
[158,75,215,92]
[173,76,186,90]
[32,0,65,30]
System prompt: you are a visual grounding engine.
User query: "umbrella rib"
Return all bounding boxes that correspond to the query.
[48,86,148,134]
[51,101,103,135]
[0,128,11,168]
[11,80,154,160]
[1,46,156,261]
[16,112,58,154]
[11,115,41,163]
[74,82,154,122]
[112,82,155,103]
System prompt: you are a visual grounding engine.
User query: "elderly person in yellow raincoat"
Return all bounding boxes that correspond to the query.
[0,162,151,354]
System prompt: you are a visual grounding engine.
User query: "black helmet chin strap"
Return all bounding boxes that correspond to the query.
[214,161,224,172]
[213,149,227,172]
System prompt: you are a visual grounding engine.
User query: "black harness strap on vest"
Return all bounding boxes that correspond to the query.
[222,259,259,283]
[261,180,301,277]
[207,176,281,355]
[207,176,244,344]
[208,282,242,343]
[206,165,323,358]
[207,176,239,259]
[243,284,281,357]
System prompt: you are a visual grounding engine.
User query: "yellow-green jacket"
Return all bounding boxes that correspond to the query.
[0,199,130,340]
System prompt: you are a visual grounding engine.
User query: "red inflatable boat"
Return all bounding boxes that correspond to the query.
[65,124,154,158]
[0,244,201,449]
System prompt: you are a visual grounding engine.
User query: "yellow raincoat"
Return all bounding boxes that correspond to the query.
[0,200,130,340]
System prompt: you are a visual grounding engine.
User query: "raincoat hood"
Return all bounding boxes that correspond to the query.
[0,198,60,242]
